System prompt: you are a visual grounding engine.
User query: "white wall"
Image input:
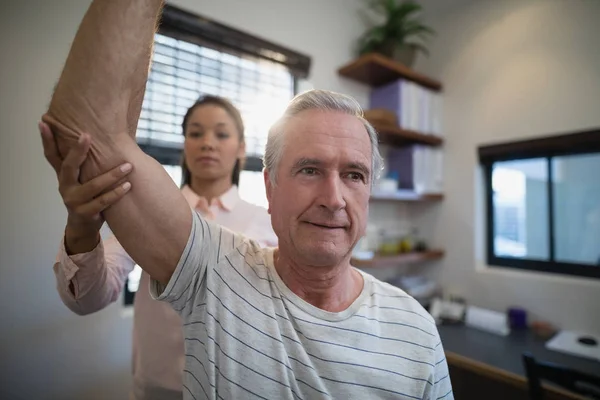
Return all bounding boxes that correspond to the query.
[0,1,368,398]
[414,0,600,332]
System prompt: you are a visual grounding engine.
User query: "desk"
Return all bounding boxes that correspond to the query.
[438,324,600,400]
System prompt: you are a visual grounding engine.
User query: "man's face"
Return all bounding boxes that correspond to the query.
[265,109,372,267]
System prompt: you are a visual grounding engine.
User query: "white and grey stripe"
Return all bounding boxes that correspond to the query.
[152,212,453,399]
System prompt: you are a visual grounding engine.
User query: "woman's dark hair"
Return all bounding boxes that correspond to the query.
[181,95,245,187]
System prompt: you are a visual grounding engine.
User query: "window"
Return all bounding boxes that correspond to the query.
[491,159,549,260]
[137,33,296,159]
[123,5,311,304]
[138,31,293,205]
[479,129,600,279]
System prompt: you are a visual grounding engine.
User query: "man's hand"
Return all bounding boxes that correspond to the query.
[40,122,133,254]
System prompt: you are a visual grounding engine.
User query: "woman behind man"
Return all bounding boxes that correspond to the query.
[41,96,277,400]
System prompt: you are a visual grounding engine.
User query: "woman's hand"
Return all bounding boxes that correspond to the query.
[39,122,133,254]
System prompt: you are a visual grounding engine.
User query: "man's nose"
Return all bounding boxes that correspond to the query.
[318,175,346,212]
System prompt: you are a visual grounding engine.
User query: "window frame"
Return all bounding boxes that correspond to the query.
[479,128,600,279]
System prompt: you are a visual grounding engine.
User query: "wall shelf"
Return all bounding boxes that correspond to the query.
[338,53,443,91]
[352,250,445,268]
[370,190,444,202]
[372,122,443,147]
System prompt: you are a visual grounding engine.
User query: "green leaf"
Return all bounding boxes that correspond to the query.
[357,0,434,56]
[405,41,430,56]
[366,0,387,15]
[366,26,387,42]
[404,24,436,38]
[391,1,423,22]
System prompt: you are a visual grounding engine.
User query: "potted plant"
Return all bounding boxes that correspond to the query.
[357,0,435,66]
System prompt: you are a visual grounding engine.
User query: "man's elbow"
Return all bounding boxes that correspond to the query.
[41,110,136,183]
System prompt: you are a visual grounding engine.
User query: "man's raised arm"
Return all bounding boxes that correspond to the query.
[43,0,191,284]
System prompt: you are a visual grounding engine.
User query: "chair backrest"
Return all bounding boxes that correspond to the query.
[522,352,600,400]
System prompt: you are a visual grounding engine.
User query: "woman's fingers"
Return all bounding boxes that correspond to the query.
[39,122,62,174]
[74,181,132,217]
[38,122,133,231]
[78,162,133,200]
[58,133,91,187]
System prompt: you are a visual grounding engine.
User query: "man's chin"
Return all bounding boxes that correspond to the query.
[297,243,350,267]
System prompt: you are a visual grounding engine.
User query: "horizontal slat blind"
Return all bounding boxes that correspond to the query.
[137,33,295,157]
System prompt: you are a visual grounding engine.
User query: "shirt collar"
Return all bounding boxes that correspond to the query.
[181,184,239,212]
[218,185,239,211]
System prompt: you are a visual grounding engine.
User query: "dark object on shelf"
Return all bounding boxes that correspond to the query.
[522,353,600,400]
[508,307,528,330]
[387,146,415,189]
[338,53,442,91]
[578,336,598,347]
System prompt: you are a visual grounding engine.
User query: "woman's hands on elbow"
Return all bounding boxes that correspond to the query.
[39,121,133,254]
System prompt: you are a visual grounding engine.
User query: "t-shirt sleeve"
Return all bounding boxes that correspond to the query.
[150,211,245,317]
[426,331,454,400]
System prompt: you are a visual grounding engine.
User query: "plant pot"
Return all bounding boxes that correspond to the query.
[378,41,417,66]
[391,46,417,67]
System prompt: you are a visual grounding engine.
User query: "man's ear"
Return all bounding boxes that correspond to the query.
[264,169,272,214]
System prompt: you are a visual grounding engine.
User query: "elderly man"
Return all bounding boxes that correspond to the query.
[43,0,452,399]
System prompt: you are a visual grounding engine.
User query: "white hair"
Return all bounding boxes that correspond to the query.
[263,89,383,187]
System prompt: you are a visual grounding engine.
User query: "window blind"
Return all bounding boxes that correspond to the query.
[137,33,296,158]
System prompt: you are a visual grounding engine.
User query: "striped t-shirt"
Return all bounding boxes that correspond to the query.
[151,212,453,399]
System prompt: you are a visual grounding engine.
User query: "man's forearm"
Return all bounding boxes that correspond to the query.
[44,0,191,284]
[43,0,163,181]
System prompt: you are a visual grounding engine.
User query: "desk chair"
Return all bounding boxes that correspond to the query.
[522,353,600,399]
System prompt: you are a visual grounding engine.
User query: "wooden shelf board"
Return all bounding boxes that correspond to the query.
[372,122,443,147]
[338,53,443,91]
[370,190,444,202]
[352,250,445,268]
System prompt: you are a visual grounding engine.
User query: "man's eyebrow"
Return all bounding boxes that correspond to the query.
[291,158,323,170]
[347,162,371,178]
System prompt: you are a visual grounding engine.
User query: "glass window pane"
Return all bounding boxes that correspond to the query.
[492,159,549,260]
[553,153,600,265]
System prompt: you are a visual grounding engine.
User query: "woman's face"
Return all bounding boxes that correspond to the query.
[183,104,245,183]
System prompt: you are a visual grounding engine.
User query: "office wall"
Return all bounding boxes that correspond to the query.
[415,0,600,332]
[0,1,368,398]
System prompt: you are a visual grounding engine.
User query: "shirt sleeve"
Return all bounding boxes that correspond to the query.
[425,331,454,400]
[150,211,245,318]
[53,234,136,315]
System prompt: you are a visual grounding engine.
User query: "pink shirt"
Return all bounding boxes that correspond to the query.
[53,185,277,399]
